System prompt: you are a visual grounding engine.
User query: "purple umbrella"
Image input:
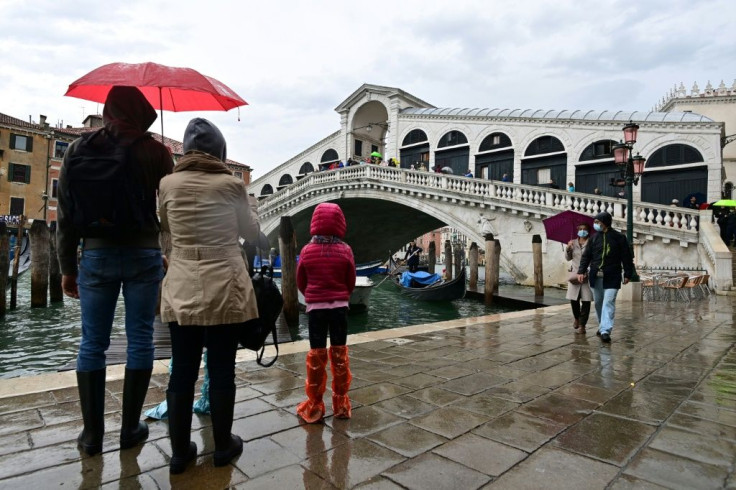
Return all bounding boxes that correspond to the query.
[542,210,596,244]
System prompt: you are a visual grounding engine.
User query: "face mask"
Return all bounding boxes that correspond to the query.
[577,230,589,238]
[593,223,602,232]
[568,186,574,192]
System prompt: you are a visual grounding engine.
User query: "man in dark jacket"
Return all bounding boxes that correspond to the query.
[57,86,173,455]
[577,211,634,343]
[404,241,422,272]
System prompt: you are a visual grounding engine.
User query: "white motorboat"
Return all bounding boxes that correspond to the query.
[297,276,375,312]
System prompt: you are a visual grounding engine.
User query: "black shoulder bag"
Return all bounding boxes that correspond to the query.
[239,240,282,367]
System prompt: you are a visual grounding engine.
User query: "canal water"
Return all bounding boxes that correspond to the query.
[0,272,533,379]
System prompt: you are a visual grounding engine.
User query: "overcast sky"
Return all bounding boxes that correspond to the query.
[2,0,734,179]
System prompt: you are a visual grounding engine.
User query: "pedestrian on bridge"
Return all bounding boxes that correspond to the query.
[577,212,634,343]
[296,203,356,423]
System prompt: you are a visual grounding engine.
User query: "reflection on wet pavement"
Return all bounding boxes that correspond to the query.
[1,296,736,487]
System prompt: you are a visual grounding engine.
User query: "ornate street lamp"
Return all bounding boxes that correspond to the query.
[612,121,645,282]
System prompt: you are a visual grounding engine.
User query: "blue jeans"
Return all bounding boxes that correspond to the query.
[77,248,164,372]
[592,279,619,336]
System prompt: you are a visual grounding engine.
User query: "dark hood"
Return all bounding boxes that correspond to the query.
[102,86,157,141]
[182,118,227,161]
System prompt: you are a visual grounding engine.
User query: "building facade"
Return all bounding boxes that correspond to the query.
[656,80,736,198]
[253,84,724,207]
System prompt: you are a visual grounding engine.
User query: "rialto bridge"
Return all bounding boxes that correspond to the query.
[256,165,733,292]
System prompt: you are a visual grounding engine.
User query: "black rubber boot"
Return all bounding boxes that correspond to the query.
[76,369,106,456]
[119,368,152,449]
[167,391,197,474]
[210,389,243,467]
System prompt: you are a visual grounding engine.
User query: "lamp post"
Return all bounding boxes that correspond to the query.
[612,121,646,282]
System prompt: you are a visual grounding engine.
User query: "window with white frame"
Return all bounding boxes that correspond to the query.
[9,197,24,215]
[54,141,69,159]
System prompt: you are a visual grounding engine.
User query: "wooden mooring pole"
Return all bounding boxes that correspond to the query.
[453,244,463,279]
[0,223,9,315]
[468,242,478,290]
[443,240,452,276]
[493,239,501,295]
[532,234,543,296]
[279,216,299,327]
[427,242,436,274]
[484,233,495,305]
[10,215,25,310]
[30,220,50,307]
[48,222,63,303]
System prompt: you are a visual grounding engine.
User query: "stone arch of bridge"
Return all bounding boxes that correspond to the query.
[258,188,526,280]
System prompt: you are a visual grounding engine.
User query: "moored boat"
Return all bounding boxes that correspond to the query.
[391,268,466,301]
[297,276,375,312]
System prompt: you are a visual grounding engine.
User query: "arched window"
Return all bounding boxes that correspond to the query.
[321,149,339,163]
[260,184,273,196]
[278,174,293,186]
[437,130,468,148]
[299,162,314,175]
[524,136,564,156]
[646,144,704,168]
[478,132,511,152]
[401,129,428,146]
[579,140,617,161]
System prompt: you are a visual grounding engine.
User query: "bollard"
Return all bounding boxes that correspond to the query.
[484,233,495,305]
[468,242,478,290]
[30,220,50,308]
[48,222,63,303]
[532,234,543,296]
[428,242,436,274]
[279,216,299,327]
[10,215,25,310]
[0,223,8,315]
[444,240,452,277]
[493,239,501,295]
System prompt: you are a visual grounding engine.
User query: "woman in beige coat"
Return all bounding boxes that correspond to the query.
[159,118,259,474]
[566,222,593,334]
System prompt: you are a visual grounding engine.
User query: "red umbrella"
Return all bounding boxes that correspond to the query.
[64,62,248,141]
[542,210,596,244]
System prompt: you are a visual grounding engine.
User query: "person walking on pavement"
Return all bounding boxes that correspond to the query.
[57,86,173,456]
[404,241,422,273]
[296,203,356,423]
[577,211,634,343]
[566,223,593,334]
[158,118,260,473]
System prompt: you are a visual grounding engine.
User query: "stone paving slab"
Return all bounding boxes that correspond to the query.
[1,297,736,488]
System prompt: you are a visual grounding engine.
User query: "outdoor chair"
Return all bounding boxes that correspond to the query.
[660,275,689,302]
[681,275,704,301]
[640,274,657,301]
[698,273,711,297]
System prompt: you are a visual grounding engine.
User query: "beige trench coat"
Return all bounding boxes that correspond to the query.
[159,169,260,326]
[565,238,593,301]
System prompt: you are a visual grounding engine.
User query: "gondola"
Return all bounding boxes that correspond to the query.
[391,267,466,301]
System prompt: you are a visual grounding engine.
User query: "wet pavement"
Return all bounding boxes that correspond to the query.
[1,295,736,489]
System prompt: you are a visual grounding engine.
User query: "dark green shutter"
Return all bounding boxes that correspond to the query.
[26,137,33,152]
[9,135,15,150]
[7,163,13,181]
[25,166,31,184]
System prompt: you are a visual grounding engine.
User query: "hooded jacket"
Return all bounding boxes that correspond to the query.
[158,118,260,326]
[297,203,356,304]
[56,86,173,276]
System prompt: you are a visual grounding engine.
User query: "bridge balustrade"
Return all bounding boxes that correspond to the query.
[258,166,700,241]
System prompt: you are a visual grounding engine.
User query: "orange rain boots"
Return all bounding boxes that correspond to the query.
[329,345,352,419]
[296,348,328,423]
